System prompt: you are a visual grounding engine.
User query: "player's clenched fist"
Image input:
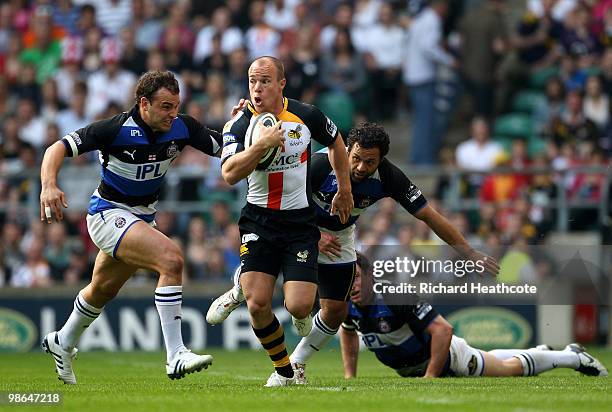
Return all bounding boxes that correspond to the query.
[40,183,68,223]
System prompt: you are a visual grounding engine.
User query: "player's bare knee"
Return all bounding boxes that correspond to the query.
[286,302,312,320]
[246,298,271,318]
[158,248,184,282]
[321,302,347,328]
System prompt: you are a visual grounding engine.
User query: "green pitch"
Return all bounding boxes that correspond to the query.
[1,348,610,412]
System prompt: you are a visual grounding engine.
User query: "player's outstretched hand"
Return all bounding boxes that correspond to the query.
[40,184,68,223]
[330,189,353,224]
[257,121,284,149]
[319,231,342,260]
[467,249,499,277]
[230,99,249,117]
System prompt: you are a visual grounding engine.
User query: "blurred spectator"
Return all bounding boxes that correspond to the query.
[245,0,281,60]
[193,6,242,65]
[281,26,320,103]
[0,3,12,55]
[56,80,91,138]
[119,26,148,75]
[205,247,228,280]
[222,223,240,276]
[201,72,233,132]
[76,4,97,36]
[86,37,136,118]
[209,201,232,237]
[458,0,507,118]
[0,118,24,173]
[514,0,564,70]
[13,62,40,104]
[601,47,612,95]
[558,53,587,91]
[16,97,46,149]
[20,5,64,84]
[81,26,104,73]
[3,32,24,84]
[10,237,51,287]
[52,0,80,35]
[560,4,599,60]
[320,3,356,53]
[403,0,456,165]
[227,0,251,32]
[159,1,195,55]
[533,76,566,135]
[264,0,298,32]
[456,117,504,195]
[278,1,321,53]
[583,74,610,130]
[363,2,403,121]
[54,36,85,105]
[198,32,229,79]
[40,77,64,122]
[45,223,72,282]
[95,0,133,36]
[550,89,599,148]
[479,153,530,203]
[161,26,194,83]
[186,216,208,280]
[226,47,249,102]
[0,75,16,124]
[131,0,164,51]
[320,29,367,112]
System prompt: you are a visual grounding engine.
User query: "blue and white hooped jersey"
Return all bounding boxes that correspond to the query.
[61,105,222,221]
[342,297,443,373]
[310,153,428,231]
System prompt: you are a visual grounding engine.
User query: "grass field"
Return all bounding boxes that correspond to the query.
[1,348,610,412]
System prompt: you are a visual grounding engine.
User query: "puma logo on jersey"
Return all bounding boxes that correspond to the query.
[123,149,136,160]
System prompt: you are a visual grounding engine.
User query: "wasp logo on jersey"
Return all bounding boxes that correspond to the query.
[287,124,302,139]
[297,250,309,262]
[240,243,249,256]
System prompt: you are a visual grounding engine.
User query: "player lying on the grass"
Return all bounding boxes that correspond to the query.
[340,252,608,378]
[207,122,499,384]
[39,71,220,384]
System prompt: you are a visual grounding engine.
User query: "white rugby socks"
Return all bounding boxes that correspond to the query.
[290,311,338,364]
[58,293,103,351]
[155,285,186,362]
[515,349,579,376]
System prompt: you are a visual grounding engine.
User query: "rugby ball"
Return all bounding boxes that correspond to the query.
[245,112,282,170]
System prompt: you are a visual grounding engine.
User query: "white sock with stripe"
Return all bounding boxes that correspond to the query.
[515,349,579,376]
[290,311,338,365]
[58,293,103,351]
[155,286,187,363]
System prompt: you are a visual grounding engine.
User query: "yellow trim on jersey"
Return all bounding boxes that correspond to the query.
[248,97,305,124]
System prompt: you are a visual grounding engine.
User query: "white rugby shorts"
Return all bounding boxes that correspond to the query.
[86,208,153,258]
[317,225,357,265]
[449,336,485,376]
